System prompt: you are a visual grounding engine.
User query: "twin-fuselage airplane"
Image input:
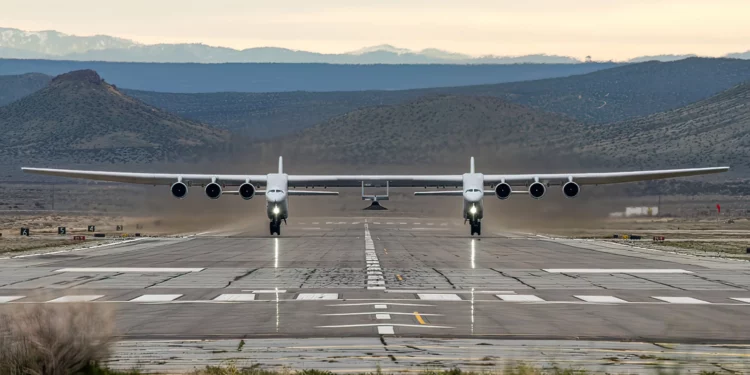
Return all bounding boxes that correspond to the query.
[22,157,728,236]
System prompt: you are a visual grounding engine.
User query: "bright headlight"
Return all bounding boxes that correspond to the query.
[469,205,477,214]
[272,206,280,215]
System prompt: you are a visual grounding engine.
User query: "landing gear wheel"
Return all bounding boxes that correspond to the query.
[270,221,281,236]
[470,221,481,236]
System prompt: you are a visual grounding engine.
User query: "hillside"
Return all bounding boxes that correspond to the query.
[576,82,750,172]
[0,73,51,106]
[266,95,585,166]
[0,70,229,164]
[126,58,750,137]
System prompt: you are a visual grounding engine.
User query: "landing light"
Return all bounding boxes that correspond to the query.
[469,205,477,215]
[272,205,280,215]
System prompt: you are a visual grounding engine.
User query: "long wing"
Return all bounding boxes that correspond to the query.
[485,167,729,186]
[21,168,267,186]
[288,175,462,188]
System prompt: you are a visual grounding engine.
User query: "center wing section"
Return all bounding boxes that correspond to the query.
[288,175,462,188]
[21,168,267,186]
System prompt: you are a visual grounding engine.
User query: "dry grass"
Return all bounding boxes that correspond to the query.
[0,303,114,375]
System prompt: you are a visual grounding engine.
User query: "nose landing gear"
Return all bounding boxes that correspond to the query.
[270,220,282,235]
[469,219,481,236]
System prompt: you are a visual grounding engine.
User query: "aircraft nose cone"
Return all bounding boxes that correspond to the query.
[464,191,483,202]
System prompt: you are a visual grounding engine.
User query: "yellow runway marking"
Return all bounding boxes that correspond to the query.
[414,312,426,325]
[396,275,403,281]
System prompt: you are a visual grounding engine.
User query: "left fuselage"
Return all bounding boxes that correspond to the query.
[462,173,484,221]
[265,173,289,221]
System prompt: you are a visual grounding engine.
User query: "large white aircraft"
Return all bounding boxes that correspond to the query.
[22,157,728,236]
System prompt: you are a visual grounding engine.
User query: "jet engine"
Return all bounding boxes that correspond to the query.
[170,182,188,199]
[528,182,546,199]
[494,182,512,200]
[238,183,256,200]
[562,181,580,198]
[205,182,222,199]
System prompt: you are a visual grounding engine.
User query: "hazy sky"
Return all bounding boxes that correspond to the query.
[3,0,749,59]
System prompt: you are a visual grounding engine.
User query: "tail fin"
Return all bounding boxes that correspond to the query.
[278,156,283,174]
[470,157,475,174]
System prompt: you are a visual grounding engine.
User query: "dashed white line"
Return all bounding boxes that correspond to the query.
[376,314,391,320]
[130,294,183,302]
[575,295,627,303]
[48,295,104,303]
[417,293,461,301]
[652,296,710,304]
[378,326,395,335]
[496,294,545,302]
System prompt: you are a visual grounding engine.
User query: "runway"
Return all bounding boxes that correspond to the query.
[1,216,749,372]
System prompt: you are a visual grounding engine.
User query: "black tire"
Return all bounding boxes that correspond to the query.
[476,222,481,236]
[270,221,275,235]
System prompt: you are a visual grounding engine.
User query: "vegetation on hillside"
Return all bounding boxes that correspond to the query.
[0,72,51,106]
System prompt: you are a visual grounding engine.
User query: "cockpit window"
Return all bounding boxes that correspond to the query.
[268,189,284,193]
[465,189,481,193]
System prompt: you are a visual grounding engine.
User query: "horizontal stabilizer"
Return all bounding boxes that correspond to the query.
[414,190,463,196]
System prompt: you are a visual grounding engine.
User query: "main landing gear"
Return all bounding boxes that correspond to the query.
[270,220,282,236]
[469,219,481,236]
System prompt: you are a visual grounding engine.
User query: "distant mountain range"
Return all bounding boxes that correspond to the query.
[2,27,749,64]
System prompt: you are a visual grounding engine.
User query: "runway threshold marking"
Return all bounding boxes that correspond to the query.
[297,293,338,300]
[0,296,25,303]
[731,298,750,303]
[214,294,256,301]
[575,295,628,303]
[652,296,710,304]
[414,312,426,325]
[417,293,461,301]
[378,326,394,335]
[130,294,183,302]
[48,295,103,303]
[496,294,545,302]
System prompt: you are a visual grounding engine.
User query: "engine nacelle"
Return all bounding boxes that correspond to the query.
[495,183,512,200]
[205,182,222,199]
[238,183,256,200]
[170,182,188,199]
[529,182,546,199]
[562,181,580,198]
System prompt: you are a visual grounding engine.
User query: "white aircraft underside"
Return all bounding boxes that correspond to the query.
[22,157,729,236]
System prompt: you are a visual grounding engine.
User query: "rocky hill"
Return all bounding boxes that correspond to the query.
[0,72,51,106]
[0,70,229,164]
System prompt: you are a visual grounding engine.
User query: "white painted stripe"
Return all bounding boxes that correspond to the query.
[497,294,545,302]
[375,304,387,309]
[399,222,407,225]
[332,302,433,307]
[49,295,104,303]
[248,290,287,293]
[544,269,693,274]
[214,294,256,301]
[418,293,461,301]
[0,296,24,303]
[731,298,750,303]
[318,323,452,329]
[324,312,440,317]
[378,326,395,335]
[374,222,380,225]
[376,314,391,320]
[386,222,394,225]
[367,286,386,290]
[414,222,420,225]
[55,267,204,273]
[388,290,515,294]
[130,294,182,302]
[297,293,338,300]
[575,295,628,303]
[653,296,710,304]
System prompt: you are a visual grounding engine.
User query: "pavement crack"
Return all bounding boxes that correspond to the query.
[432,268,456,289]
[299,269,317,288]
[226,268,258,288]
[627,273,686,291]
[146,272,190,288]
[491,269,536,289]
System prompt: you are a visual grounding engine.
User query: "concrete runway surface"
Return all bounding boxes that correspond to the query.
[1,216,749,373]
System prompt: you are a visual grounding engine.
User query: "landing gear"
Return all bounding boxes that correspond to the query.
[270,220,281,236]
[469,220,481,236]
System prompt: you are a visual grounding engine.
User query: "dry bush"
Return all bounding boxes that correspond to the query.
[0,303,114,375]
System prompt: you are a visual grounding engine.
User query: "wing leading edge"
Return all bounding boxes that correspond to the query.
[21,168,267,186]
[484,167,730,186]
